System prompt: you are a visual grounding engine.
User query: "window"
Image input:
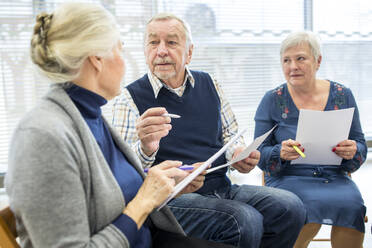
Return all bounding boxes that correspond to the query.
[0,0,371,174]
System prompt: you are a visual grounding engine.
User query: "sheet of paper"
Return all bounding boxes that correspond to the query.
[292,107,354,165]
[206,125,277,174]
[156,128,247,211]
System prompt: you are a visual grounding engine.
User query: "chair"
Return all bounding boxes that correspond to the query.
[261,172,368,243]
[0,206,19,248]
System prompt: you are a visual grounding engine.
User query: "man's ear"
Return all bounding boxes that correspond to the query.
[185,44,194,65]
[88,55,103,73]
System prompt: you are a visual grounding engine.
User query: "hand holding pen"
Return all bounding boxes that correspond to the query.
[144,162,206,195]
[136,107,181,157]
[280,139,305,161]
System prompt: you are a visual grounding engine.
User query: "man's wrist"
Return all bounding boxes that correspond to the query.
[136,142,156,164]
[141,144,155,157]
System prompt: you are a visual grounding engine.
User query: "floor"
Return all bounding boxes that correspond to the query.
[229,152,372,247]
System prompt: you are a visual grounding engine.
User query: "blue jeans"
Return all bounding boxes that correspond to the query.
[168,184,306,248]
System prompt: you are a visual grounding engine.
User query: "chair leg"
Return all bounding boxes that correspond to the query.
[294,223,322,248]
[330,226,364,248]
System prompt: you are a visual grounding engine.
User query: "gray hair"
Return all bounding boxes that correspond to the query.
[30,2,120,83]
[280,31,321,60]
[145,13,193,48]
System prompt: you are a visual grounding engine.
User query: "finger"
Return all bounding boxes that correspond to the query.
[163,167,189,181]
[336,139,355,147]
[155,160,183,170]
[287,154,301,160]
[242,157,258,166]
[335,150,355,158]
[232,146,245,159]
[281,149,298,158]
[138,123,172,136]
[188,162,208,174]
[333,146,356,153]
[192,175,205,182]
[191,162,204,168]
[281,152,301,161]
[139,129,170,143]
[137,116,171,130]
[248,150,260,159]
[141,107,167,119]
[233,162,254,172]
[283,139,302,148]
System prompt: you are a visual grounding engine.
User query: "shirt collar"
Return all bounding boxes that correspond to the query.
[147,66,195,98]
[65,84,107,118]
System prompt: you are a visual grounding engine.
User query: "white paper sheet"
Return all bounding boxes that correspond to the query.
[205,125,277,174]
[156,128,247,211]
[292,107,354,165]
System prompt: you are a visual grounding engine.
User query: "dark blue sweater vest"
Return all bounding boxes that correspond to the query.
[127,71,230,194]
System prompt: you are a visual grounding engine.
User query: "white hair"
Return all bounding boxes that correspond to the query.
[30,2,120,83]
[145,13,193,48]
[280,31,321,60]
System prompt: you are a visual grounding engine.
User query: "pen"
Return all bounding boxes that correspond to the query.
[293,145,306,158]
[162,113,181,118]
[144,165,194,173]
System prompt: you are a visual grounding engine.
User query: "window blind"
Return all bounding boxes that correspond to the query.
[0,0,371,173]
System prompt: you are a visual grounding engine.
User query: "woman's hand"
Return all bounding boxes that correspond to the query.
[178,162,206,195]
[123,160,188,228]
[333,140,357,160]
[280,139,304,161]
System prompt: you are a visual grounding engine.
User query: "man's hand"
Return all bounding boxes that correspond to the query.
[231,146,260,173]
[136,107,172,156]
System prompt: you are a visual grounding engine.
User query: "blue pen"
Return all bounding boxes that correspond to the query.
[144,165,194,173]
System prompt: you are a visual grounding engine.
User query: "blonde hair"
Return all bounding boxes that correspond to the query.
[145,13,193,48]
[30,2,120,83]
[280,31,321,61]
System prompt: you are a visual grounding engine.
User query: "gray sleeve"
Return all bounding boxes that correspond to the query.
[6,127,130,248]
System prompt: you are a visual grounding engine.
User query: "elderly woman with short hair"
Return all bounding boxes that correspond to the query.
[254,31,367,248]
[5,3,233,248]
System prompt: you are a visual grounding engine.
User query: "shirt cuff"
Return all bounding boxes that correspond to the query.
[341,142,366,172]
[135,141,156,167]
[266,144,288,175]
[112,214,139,247]
[226,139,245,161]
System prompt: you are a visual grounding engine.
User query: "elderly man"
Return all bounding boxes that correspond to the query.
[113,13,306,248]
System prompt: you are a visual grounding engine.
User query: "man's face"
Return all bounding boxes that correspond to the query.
[144,19,193,88]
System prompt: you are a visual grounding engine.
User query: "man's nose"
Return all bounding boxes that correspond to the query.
[156,41,168,57]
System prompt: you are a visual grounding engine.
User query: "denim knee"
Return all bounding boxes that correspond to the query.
[231,205,264,248]
[168,193,264,248]
[274,189,306,228]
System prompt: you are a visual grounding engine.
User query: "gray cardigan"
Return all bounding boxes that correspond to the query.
[5,83,184,247]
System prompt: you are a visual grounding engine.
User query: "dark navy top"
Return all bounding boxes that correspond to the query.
[66,84,151,247]
[254,81,367,232]
[127,71,229,194]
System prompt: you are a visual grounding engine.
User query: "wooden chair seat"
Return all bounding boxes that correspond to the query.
[0,206,19,248]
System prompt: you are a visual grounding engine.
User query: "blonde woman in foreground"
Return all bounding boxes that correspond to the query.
[5,2,233,248]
